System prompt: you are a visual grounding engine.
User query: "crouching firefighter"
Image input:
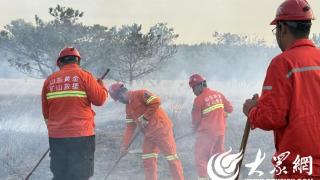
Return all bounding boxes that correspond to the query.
[109,82,184,180]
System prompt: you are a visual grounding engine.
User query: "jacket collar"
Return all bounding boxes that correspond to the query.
[61,63,80,70]
[200,87,210,95]
[287,39,315,51]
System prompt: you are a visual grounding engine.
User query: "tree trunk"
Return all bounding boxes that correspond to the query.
[129,69,133,85]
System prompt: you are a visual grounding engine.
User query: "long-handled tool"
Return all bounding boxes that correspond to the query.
[104,130,141,180]
[235,119,250,180]
[235,94,258,180]
[175,131,195,142]
[175,129,208,142]
[24,68,111,180]
[24,149,49,180]
[100,68,110,80]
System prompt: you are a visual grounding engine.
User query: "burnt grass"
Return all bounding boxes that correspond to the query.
[0,94,274,180]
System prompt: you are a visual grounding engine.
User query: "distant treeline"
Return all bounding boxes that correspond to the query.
[0,5,319,82]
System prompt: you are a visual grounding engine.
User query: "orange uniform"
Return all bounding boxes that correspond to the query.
[192,87,233,179]
[249,39,320,177]
[122,90,184,180]
[42,63,107,138]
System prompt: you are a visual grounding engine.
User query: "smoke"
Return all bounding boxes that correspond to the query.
[0,39,279,179]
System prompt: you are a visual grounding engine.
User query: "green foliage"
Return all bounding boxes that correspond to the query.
[213,32,266,47]
[0,5,178,81]
[113,23,178,84]
[49,5,84,25]
[0,5,106,77]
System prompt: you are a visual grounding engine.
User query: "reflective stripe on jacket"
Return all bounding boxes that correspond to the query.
[122,90,173,149]
[192,88,233,135]
[249,39,320,176]
[41,63,107,138]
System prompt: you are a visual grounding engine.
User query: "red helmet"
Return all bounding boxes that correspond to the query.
[189,74,205,88]
[109,82,125,101]
[56,47,81,67]
[58,47,81,60]
[270,0,315,25]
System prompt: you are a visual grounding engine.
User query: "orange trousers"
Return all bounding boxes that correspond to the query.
[142,128,184,180]
[195,133,224,179]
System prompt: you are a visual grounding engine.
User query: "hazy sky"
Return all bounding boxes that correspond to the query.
[0,0,319,44]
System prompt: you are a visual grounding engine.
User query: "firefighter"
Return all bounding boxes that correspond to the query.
[109,82,184,180]
[189,74,233,180]
[41,47,108,180]
[243,0,320,179]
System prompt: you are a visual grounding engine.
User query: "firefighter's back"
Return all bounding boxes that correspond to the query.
[275,40,320,174]
[43,64,106,138]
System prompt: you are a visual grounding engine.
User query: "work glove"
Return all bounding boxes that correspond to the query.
[224,111,229,118]
[120,146,128,156]
[243,94,259,116]
[138,115,149,129]
[44,118,48,125]
[97,78,104,87]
